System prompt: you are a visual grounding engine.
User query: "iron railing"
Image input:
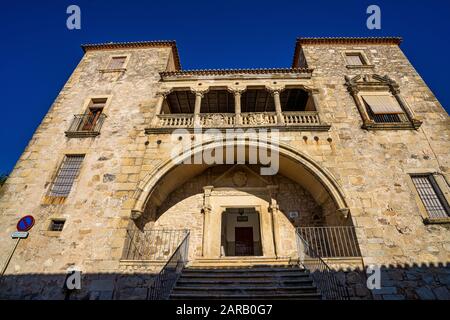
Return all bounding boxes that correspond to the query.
[148,231,190,300]
[66,114,107,136]
[296,230,349,300]
[296,226,361,258]
[122,229,189,261]
[153,111,324,128]
[366,107,409,124]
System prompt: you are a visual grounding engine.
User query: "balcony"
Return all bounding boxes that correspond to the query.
[65,113,107,138]
[147,111,327,133]
[146,87,330,133]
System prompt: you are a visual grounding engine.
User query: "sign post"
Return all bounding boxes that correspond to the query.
[0,216,35,277]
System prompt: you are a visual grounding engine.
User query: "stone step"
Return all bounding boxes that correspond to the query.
[169,265,322,300]
[183,267,308,274]
[176,278,314,287]
[180,272,310,279]
[172,285,319,295]
[170,293,322,300]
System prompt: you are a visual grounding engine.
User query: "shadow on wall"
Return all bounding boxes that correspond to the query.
[0,262,448,300]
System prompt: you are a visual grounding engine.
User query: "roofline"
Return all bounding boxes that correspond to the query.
[160,68,313,81]
[292,37,403,68]
[81,40,181,70]
[160,67,313,77]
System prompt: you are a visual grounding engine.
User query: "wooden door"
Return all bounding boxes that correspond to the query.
[235,227,254,256]
[81,108,102,131]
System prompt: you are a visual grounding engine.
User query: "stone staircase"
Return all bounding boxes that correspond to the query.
[169,265,322,300]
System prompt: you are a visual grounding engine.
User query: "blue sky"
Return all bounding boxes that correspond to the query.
[0,0,449,174]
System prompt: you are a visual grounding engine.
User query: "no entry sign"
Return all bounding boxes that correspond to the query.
[16,215,35,232]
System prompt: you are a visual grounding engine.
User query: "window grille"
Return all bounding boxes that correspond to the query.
[412,175,450,219]
[49,220,65,232]
[49,155,84,197]
[108,56,126,69]
[346,54,364,66]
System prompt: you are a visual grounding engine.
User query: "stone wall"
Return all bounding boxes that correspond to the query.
[0,45,174,282]
[0,39,449,299]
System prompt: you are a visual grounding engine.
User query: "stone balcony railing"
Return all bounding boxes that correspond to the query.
[146,111,330,133]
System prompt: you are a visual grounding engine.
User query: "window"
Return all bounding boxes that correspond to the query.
[107,56,127,70]
[80,98,106,131]
[411,175,450,220]
[345,74,422,130]
[345,53,365,66]
[49,219,65,232]
[361,94,405,123]
[48,155,85,197]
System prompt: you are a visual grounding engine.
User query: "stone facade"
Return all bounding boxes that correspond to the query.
[0,38,449,300]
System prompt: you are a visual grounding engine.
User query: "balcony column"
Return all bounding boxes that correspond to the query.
[152,91,168,126]
[192,89,207,127]
[229,87,245,126]
[309,89,321,112]
[268,88,285,125]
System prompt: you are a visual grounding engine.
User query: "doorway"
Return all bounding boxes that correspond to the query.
[235,227,254,256]
[221,208,262,257]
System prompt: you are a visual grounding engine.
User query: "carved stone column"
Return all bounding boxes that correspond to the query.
[309,89,321,112]
[229,88,245,126]
[267,86,285,125]
[152,91,169,126]
[192,90,208,126]
[267,185,280,258]
[201,186,214,257]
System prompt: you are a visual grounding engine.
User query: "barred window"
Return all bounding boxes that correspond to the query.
[107,56,126,70]
[79,99,106,131]
[412,175,450,220]
[361,94,406,123]
[345,53,365,66]
[49,155,84,197]
[49,219,65,232]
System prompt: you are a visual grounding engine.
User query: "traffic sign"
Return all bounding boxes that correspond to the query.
[16,215,35,232]
[11,231,29,239]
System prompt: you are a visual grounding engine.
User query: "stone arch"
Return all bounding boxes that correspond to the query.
[131,138,350,221]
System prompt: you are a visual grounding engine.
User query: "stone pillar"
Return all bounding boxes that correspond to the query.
[259,206,276,258]
[267,86,285,125]
[201,186,214,257]
[152,92,168,126]
[267,185,280,258]
[309,90,321,112]
[193,90,205,126]
[234,90,243,125]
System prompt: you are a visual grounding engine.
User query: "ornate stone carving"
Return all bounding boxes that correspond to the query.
[203,114,228,127]
[232,171,248,187]
[246,113,270,125]
[131,209,143,220]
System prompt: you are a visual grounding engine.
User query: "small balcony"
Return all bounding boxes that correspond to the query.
[65,113,107,138]
[146,87,331,133]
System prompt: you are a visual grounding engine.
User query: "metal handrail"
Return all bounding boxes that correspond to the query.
[122,229,188,261]
[296,229,349,300]
[66,113,107,133]
[296,226,361,258]
[147,231,190,300]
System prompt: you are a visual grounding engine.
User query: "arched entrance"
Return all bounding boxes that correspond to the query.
[125,138,355,264]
